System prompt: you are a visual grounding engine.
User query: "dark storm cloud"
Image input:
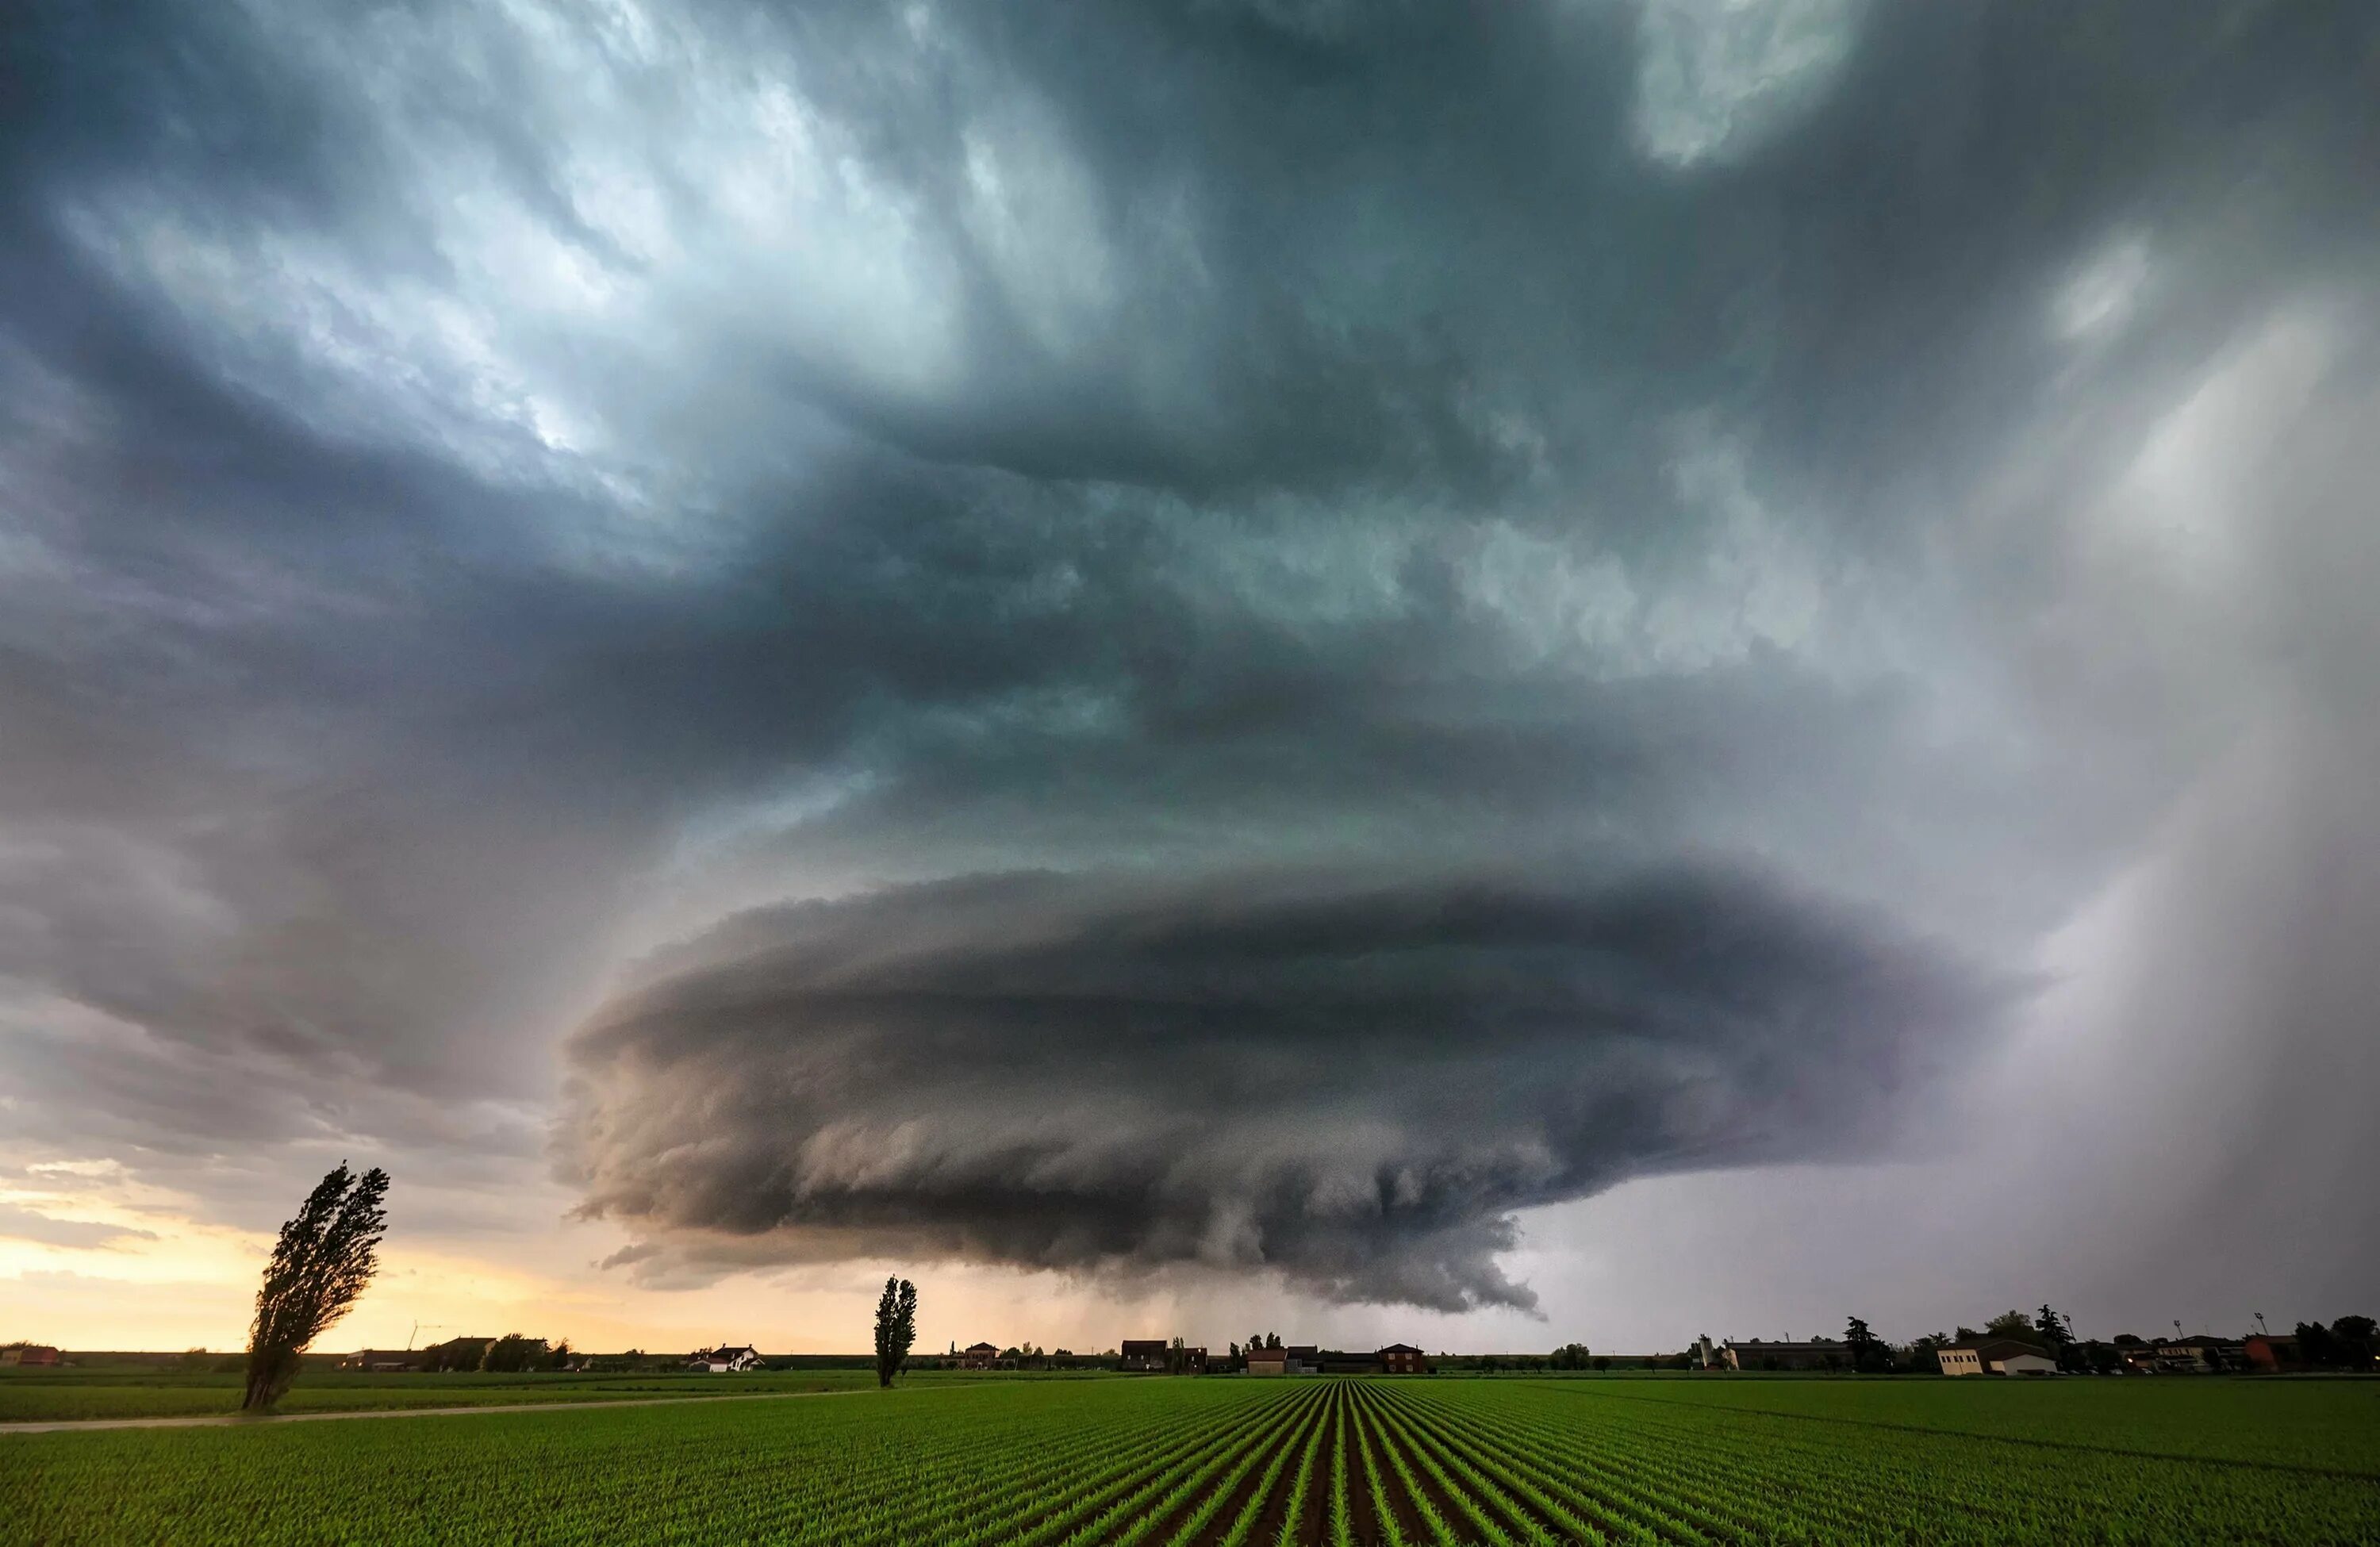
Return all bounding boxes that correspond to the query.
[1,0,2375,1309]
[561,866,2002,1309]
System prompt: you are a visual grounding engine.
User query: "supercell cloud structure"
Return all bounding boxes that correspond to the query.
[2,1,2377,1309]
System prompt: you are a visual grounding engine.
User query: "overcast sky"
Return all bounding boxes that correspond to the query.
[2,0,2375,1356]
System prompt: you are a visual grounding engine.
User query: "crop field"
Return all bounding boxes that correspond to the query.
[6,1376,2378,1544]
[0,1365,1038,1422]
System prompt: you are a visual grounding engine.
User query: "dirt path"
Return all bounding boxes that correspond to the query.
[0,1387,857,1436]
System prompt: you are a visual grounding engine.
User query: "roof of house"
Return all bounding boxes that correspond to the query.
[1246,1347,1288,1361]
[1119,1340,1169,1354]
[964,1342,999,1353]
[1378,1343,1424,1354]
[1944,1338,2050,1357]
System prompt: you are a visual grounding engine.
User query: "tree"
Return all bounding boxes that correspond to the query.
[1844,1317,1886,1372]
[2330,1315,2377,1371]
[1905,1332,1950,1375]
[2035,1305,2073,1349]
[242,1162,390,1411]
[873,1276,917,1388]
[1549,1342,1591,1371]
[1983,1310,2037,1341]
[477,1334,551,1373]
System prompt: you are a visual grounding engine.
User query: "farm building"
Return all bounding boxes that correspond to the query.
[1938,1338,2053,1376]
[958,1342,1000,1368]
[1378,1343,1429,1374]
[689,1344,762,1372]
[1722,1338,1852,1372]
[2155,1336,2241,1372]
[1,1345,60,1366]
[339,1350,421,1372]
[1119,1340,1206,1372]
[2244,1334,2303,1372]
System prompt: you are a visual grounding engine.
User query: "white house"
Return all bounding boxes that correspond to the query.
[689,1344,763,1372]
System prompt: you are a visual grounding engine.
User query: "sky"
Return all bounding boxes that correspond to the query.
[2,0,2376,1358]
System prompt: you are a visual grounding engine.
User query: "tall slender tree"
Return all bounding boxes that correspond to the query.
[243,1163,390,1410]
[873,1276,917,1388]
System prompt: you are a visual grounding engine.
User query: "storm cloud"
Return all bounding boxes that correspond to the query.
[2,0,2376,1321]
[562,866,2001,1309]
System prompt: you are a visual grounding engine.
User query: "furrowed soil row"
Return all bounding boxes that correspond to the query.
[1353,1384,1474,1546]
[904,1395,1239,1547]
[1365,1385,1626,1547]
[1336,1382,1391,1547]
[1362,1382,1573,1547]
[988,1405,1243,1546]
[1018,1389,1297,1547]
[1188,1384,1333,1547]
[1374,1384,1717,1545]
[1418,1384,1883,1540]
[1348,1380,1417,1547]
[1501,1388,2014,1539]
[1161,1386,1334,1547]
[1260,1380,1331,1547]
[1095,1388,1321,1547]
[835,1391,1228,1547]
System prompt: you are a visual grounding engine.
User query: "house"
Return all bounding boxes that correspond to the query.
[1245,1347,1288,1376]
[1319,1351,1384,1374]
[958,1342,1000,1369]
[689,1344,763,1372]
[338,1350,420,1372]
[2244,1334,2303,1372]
[1119,1340,1170,1372]
[1377,1344,1429,1375]
[1722,1338,1851,1372]
[1938,1338,2052,1376]
[1,1345,60,1367]
[421,1336,495,1372]
[1119,1340,1207,1373]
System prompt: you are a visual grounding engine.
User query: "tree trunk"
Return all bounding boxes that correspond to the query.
[243,1343,297,1410]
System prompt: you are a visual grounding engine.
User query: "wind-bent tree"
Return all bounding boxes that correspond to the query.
[873,1276,917,1388]
[242,1163,390,1410]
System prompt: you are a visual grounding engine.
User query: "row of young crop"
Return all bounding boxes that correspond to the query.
[10,1375,2378,1545]
[1157,1377,2380,1547]
[3,1378,1304,1546]
[1372,1380,2380,1545]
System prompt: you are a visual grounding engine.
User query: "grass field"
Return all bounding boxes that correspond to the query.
[6,1375,2377,1544]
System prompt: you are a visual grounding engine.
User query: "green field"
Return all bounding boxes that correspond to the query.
[0,1365,1045,1422]
[6,1376,2377,1544]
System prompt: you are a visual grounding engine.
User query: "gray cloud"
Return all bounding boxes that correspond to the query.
[561,865,2002,1310]
[0,0,2374,1320]
[0,1203,156,1251]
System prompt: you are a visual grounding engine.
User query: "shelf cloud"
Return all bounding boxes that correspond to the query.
[2,0,2375,1323]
